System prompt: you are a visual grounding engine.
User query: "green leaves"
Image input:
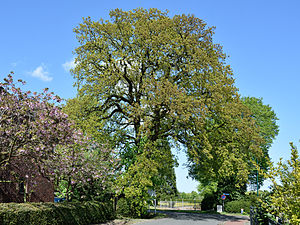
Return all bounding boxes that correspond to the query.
[186,98,264,187]
[262,143,300,224]
[241,97,279,186]
[241,97,279,149]
[115,140,159,217]
[72,8,236,148]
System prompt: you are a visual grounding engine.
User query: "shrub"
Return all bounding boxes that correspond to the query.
[116,197,148,218]
[201,194,216,211]
[225,199,251,214]
[0,201,115,225]
[116,198,132,217]
[261,144,300,224]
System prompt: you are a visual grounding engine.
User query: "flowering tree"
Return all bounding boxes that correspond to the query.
[52,143,119,201]
[0,73,75,174]
[0,73,119,201]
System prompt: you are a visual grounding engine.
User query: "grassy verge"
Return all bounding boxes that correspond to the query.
[220,212,250,217]
[152,209,249,217]
[150,208,217,214]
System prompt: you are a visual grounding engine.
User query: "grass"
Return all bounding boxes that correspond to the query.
[151,208,250,217]
[220,211,250,217]
[158,202,199,207]
[151,208,218,214]
[116,211,167,220]
[144,212,168,219]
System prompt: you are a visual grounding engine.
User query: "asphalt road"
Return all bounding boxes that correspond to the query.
[133,211,250,225]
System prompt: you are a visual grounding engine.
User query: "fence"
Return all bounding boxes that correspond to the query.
[157,199,202,210]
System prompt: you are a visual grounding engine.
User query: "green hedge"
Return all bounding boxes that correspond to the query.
[0,201,115,225]
[225,199,251,214]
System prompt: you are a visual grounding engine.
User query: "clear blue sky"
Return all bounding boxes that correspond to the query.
[1,0,300,193]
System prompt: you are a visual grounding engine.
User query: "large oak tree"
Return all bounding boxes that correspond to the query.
[70,8,264,207]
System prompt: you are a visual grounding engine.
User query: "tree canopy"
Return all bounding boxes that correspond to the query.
[72,8,237,148]
[241,97,279,151]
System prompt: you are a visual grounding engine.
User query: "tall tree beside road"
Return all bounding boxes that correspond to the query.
[71,8,264,212]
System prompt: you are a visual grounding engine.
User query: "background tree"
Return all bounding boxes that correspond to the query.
[241,96,279,187]
[185,98,263,188]
[194,97,278,209]
[71,8,264,214]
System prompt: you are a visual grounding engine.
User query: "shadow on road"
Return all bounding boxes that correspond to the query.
[159,210,249,222]
[94,211,250,225]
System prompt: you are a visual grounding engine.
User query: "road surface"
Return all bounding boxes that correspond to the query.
[134,211,250,225]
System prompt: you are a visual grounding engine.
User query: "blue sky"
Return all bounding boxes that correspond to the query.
[1,0,299,193]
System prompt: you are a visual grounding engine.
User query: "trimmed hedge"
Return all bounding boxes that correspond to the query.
[225,199,251,214]
[0,201,115,225]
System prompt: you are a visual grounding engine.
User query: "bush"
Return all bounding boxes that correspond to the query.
[225,199,251,214]
[201,194,216,211]
[116,197,148,218]
[0,201,115,225]
[116,198,132,218]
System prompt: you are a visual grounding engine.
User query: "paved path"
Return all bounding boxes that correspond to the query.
[133,211,250,225]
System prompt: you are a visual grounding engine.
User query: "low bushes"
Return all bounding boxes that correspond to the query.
[225,199,251,214]
[0,201,115,225]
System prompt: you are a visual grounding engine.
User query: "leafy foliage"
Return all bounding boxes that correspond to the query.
[241,97,279,150]
[186,98,264,187]
[262,143,300,224]
[115,139,159,217]
[196,97,279,208]
[63,95,109,145]
[178,191,202,200]
[116,198,132,218]
[225,199,251,214]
